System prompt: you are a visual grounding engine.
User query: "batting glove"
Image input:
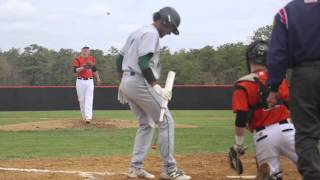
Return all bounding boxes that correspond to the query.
[117,83,128,104]
[153,84,172,101]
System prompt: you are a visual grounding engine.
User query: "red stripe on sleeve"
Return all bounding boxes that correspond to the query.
[279,8,288,29]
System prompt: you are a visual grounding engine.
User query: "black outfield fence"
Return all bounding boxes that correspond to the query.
[0,85,233,111]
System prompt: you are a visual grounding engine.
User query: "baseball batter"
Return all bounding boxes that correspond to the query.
[73,46,101,124]
[231,41,297,180]
[117,7,191,180]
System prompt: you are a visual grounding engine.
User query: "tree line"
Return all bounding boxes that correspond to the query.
[0,25,272,86]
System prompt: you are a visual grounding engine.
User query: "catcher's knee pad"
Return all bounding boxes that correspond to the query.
[270,171,282,180]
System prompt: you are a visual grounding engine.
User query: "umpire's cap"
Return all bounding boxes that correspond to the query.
[155,7,181,35]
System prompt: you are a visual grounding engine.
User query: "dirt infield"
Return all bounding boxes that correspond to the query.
[0,119,198,131]
[0,154,299,180]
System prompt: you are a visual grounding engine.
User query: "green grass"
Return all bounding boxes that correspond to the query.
[0,110,253,159]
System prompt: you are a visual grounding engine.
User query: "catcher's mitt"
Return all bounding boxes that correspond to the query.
[228,146,244,175]
[83,62,93,69]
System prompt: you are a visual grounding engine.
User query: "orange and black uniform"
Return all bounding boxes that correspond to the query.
[73,55,97,78]
[232,70,290,131]
[73,54,97,122]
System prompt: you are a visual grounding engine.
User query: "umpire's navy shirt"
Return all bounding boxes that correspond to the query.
[267,0,320,91]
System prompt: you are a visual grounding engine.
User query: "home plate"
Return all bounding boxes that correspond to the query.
[226,175,256,179]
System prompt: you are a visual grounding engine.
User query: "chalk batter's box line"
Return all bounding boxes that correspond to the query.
[0,167,127,179]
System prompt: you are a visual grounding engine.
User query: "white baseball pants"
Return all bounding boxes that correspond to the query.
[120,72,177,173]
[254,120,297,177]
[76,79,94,121]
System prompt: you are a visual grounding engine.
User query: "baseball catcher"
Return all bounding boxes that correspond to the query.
[229,40,297,180]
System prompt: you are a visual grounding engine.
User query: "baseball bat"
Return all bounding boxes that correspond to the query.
[152,71,176,150]
[159,71,176,122]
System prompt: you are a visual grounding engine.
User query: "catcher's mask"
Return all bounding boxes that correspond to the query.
[246,40,269,72]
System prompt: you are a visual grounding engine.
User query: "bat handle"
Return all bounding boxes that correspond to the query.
[159,109,165,122]
[152,143,157,150]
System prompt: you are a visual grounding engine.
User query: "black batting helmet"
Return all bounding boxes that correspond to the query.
[153,7,181,35]
[246,40,269,72]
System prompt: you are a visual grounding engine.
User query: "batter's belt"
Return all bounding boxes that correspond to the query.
[122,71,144,78]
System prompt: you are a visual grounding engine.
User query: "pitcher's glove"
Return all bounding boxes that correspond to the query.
[83,62,93,69]
[228,144,246,175]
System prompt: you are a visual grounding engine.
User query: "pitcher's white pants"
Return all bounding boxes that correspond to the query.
[254,121,297,176]
[76,79,94,121]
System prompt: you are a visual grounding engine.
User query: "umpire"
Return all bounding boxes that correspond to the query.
[266,0,320,179]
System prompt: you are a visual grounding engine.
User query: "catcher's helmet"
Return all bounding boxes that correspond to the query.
[246,40,269,72]
[154,7,181,35]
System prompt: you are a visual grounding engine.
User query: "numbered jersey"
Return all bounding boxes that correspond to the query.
[120,25,161,79]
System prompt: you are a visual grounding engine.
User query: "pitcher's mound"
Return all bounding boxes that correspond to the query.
[0,119,198,131]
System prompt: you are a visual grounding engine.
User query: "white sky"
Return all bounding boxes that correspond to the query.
[0,0,292,52]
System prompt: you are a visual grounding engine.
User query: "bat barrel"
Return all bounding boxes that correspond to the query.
[165,71,176,90]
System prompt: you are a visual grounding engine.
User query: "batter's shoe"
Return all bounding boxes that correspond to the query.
[256,163,271,180]
[85,119,91,124]
[160,169,192,180]
[127,167,155,179]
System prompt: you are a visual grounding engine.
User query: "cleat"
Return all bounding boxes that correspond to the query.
[256,163,271,180]
[128,167,155,179]
[160,169,191,180]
